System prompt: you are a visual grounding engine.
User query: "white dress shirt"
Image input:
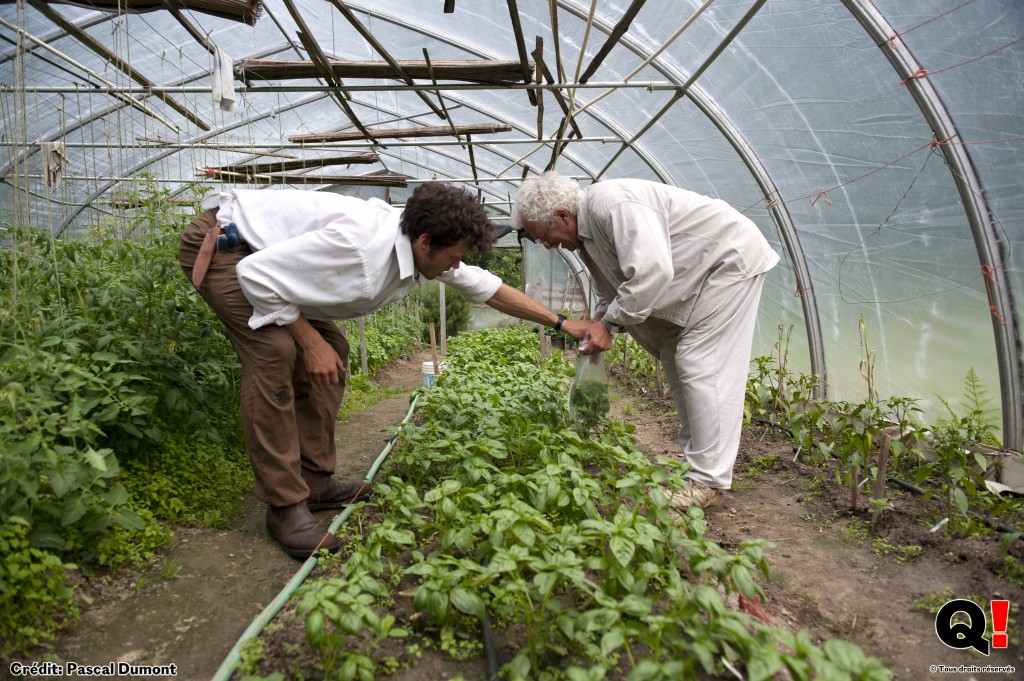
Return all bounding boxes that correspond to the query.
[200,190,502,329]
[576,179,779,330]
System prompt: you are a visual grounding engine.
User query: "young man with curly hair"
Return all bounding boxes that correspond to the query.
[180,182,588,558]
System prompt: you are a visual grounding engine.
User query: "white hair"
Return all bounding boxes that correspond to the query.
[511,171,586,228]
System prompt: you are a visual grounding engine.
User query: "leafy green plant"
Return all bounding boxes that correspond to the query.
[409,280,473,340]
[343,302,421,377]
[606,334,660,388]
[0,524,79,654]
[273,325,888,681]
[464,248,522,289]
[0,179,258,650]
[915,369,1001,535]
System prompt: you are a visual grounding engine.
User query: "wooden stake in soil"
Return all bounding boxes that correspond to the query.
[850,463,860,512]
[873,432,891,501]
[428,322,439,374]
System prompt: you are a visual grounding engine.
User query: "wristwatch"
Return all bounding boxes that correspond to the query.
[601,317,621,335]
[555,314,567,332]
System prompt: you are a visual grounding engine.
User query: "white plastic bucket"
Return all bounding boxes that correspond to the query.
[421,360,445,388]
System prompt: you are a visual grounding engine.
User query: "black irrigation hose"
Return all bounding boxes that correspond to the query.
[480,555,500,681]
[750,417,1024,542]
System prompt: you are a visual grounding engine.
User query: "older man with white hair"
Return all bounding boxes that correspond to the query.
[513,172,779,510]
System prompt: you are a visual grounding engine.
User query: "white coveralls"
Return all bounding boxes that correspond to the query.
[576,180,779,489]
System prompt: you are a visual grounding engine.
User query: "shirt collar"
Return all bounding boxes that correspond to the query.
[396,230,418,282]
[576,189,592,243]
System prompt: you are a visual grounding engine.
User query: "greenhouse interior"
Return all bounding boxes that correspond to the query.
[2,0,1022,679]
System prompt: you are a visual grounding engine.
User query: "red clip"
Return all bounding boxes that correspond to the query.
[900,69,929,86]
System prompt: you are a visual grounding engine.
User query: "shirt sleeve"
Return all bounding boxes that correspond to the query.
[597,201,675,328]
[236,227,368,329]
[437,264,502,303]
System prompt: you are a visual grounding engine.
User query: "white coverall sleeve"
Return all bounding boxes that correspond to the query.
[599,202,674,328]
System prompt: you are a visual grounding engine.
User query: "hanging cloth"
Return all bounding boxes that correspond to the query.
[40,141,69,190]
[212,46,237,113]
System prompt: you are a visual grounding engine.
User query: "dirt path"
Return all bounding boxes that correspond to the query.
[38,355,428,681]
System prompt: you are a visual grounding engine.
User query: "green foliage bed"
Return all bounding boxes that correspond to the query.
[0,186,423,656]
[269,326,888,681]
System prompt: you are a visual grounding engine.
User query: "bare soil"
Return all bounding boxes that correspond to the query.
[16,352,1024,681]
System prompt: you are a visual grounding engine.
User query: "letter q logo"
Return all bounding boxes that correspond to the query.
[934,598,1011,656]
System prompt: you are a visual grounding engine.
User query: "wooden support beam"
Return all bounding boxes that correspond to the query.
[423,49,463,147]
[546,116,572,171]
[200,169,407,186]
[2,0,264,25]
[466,133,479,187]
[289,123,511,144]
[578,0,647,84]
[281,0,373,140]
[237,58,530,85]
[27,0,210,130]
[163,3,216,56]
[209,152,378,175]
[506,0,537,106]
[532,49,581,139]
[328,0,447,120]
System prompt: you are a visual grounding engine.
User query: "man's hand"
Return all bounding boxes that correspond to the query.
[300,336,346,385]
[287,314,346,385]
[560,318,590,341]
[579,320,614,355]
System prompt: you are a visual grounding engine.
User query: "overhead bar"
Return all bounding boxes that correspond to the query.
[577,0,647,84]
[0,0,265,25]
[289,123,512,143]
[207,153,379,176]
[505,0,537,106]
[11,80,674,94]
[423,49,463,146]
[238,58,530,85]
[198,170,408,186]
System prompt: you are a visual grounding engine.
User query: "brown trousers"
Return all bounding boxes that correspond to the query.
[178,209,349,507]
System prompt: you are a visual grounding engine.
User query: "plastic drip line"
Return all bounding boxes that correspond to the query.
[211,393,421,681]
[479,555,500,681]
[752,417,1023,541]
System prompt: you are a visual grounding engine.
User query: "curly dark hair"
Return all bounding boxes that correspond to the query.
[400,182,495,255]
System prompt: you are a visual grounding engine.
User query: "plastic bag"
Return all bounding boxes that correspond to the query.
[569,352,610,422]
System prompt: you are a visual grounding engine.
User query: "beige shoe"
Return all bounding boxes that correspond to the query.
[667,480,723,510]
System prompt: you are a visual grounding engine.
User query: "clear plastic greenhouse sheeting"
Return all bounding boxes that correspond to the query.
[0,0,1021,440]
[522,242,590,322]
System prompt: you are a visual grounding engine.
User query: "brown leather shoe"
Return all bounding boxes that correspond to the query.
[303,472,373,511]
[266,503,340,559]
